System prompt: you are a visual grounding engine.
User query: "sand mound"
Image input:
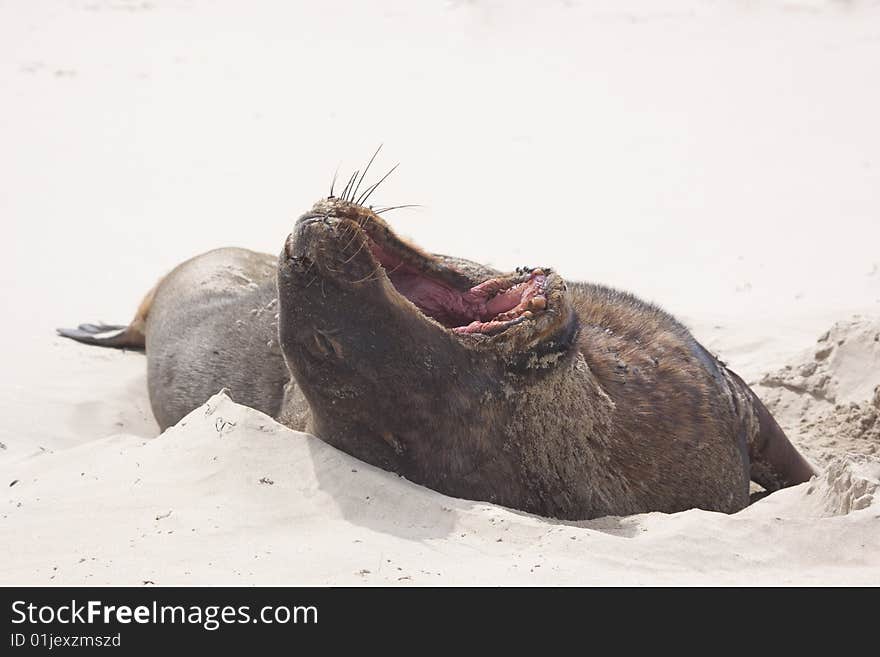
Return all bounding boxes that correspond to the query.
[802,453,880,516]
[800,391,880,458]
[756,317,880,465]
[2,392,879,585]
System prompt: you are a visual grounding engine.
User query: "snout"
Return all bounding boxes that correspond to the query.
[281,210,379,287]
[284,213,336,261]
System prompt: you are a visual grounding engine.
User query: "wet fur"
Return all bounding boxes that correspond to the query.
[274,207,816,519]
[59,217,815,519]
[280,269,748,517]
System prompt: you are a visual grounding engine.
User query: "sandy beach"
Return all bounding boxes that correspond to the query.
[2,0,878,585]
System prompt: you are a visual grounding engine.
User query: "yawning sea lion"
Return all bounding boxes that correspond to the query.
[59,182,816,519]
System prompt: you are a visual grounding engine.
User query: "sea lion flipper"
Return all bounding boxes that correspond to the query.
[77,322,123,333]
[727,369,818,491]
[56,323,145,350]
[57,278,160,350]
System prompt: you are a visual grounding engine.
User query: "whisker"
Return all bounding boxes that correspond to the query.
[351,265,385,285]
[329,163,340,198]
[340,170,359,202]
[343,236,370,264]
[356,162,399,206]
[347,170,360,201]
[355,182,380,206]
[341,223,364,252]
[385,260,405,276]
[351,144,382,204]
[374,204,422,214]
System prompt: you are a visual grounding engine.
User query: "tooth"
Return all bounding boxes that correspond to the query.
[528,296,546,311]
[522,311,533,319]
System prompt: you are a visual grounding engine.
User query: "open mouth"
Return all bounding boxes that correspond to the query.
[367,234,549,335]
[290,201,555,336]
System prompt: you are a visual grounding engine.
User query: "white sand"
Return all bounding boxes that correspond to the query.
[2,0,879,585]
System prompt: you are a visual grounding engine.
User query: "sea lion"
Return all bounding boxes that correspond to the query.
[59,192,816,520]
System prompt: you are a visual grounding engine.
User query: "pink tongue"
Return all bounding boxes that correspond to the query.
[479,275,545,317]
[373,237,548,332]
[484,287,525,316]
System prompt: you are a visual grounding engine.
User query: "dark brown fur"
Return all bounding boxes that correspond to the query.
[59,197,816,520]
[276,199,816,519]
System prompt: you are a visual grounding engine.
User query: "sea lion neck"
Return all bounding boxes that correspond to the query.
[275,197,586,485]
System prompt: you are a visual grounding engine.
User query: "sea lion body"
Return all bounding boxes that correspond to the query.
[59,198,816,519]
[275,199,815,518]
[144,248,287,429]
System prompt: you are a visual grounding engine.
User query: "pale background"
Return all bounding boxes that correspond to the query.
[1,0,878,584]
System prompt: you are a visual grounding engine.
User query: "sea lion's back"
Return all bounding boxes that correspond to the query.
[569,282,751,514]
[146,248,287,430]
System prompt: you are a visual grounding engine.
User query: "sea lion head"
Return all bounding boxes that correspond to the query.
[277,196,579,473]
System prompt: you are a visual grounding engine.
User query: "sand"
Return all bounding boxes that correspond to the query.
[2,391,878,586]
[755,317,880,466]
[2,0,879,585]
